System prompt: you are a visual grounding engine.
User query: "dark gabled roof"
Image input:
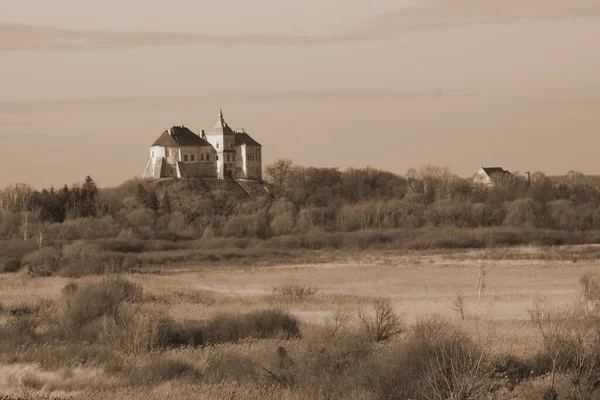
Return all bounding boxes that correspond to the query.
[152,126,212,147]
[234,131,261,147]
[480,167,514,184]
[482,167,509,176]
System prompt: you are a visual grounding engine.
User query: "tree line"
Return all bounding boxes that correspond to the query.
[2,162,600,241]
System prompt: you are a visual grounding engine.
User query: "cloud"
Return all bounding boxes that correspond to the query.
[0,88,441,113]
[369,0,600,35]
[0,23,361,52]
[1,1,599,51]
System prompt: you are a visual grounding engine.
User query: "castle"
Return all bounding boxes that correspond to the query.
[142,110,262,180]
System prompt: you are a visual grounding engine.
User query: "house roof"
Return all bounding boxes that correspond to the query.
[234,131,262,147]
[152,126,212,147]
[481,167,509,176]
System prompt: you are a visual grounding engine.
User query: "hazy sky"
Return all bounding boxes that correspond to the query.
[1,1,600,187]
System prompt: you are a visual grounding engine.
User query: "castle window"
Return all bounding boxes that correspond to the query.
[216,155,218,160]
[201,154,204,161]
[227,154,230,162]
[167,149,171,157]
[184,155,188,162]
[216,143,219,149]
[191,155,195,161]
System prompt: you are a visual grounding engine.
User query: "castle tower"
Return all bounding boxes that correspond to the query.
[204,109,237,179]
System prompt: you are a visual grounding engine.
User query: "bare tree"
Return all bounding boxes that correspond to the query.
[265,159,293,194]
[329,308,351,338]
[0,183,34,216]
[20,208,41,242]
[34,221,48,249]
[21,212,30,241]
[530,303,570,396]
[452,293,467,321]
[476,263,486,302]
[358,299,404,342]
[580,272,600,312]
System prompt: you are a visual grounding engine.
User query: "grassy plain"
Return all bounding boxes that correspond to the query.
[1,245,599,399]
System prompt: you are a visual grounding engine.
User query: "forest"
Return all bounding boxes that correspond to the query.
[2,160,600,240]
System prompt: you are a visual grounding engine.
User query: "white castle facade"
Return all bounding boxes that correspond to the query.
[143,110,262,180]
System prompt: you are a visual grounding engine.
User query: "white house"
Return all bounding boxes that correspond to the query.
[143,110,262,180]
[473,167,513,187]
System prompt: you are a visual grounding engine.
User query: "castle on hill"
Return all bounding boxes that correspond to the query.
[142,110,262,180]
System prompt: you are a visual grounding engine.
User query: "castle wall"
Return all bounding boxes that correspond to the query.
[177,161,217,178]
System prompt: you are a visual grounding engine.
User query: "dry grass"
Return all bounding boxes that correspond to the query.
[1,245,600,398]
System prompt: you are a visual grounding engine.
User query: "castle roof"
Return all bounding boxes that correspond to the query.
[152,126,212,147]
[210,109,235,135]
[234,131,262,147]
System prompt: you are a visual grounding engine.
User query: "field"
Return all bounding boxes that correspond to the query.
[1,245,600,399]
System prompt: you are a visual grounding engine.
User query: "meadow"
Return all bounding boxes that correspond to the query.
[1,245,600,399]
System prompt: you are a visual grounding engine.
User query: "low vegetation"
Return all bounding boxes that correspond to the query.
[0,269,599,399]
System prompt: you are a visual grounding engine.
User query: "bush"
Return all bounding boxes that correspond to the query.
[22,247,61,277]
[358,299,404,342]
[102,306,172,353]
[94,239,145,253]
[202,352,258,384]
[1,258,21,273]
[273,285,317,302]
[203,309,301,344]
[369,316,494,400]
[60,276,143,338]
[0,240,37,264]
[581,272,600,309]
[102,307,298,352]
[127,356,201,385]
[60,251,140,277]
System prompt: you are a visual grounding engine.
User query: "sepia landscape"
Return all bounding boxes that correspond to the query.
[3,0,600,399]
[2,167,600,399]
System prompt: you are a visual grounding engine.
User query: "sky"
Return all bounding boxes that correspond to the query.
[1,0,599,188]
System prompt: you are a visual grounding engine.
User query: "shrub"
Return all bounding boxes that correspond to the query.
[22,247,61,277]
[102,305,171,353]
[358,299,404,342]
[581,272,600,310]
[1,258,21,273]
[374,316,493,400]
[103,307,206,353]
[273,285,317,302]
[0,240,37,264]
[60,276,143,338]
[126,356,201,385]
[270,213,295,236]
[60,248,140,277]
[203,309,301,344]
[202,352,258,384]
[94,239,145,253]
[8,314,37,338]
